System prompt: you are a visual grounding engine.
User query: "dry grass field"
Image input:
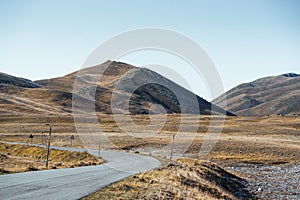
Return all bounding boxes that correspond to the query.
[1,114,299,165]
[0,142,103,174]
[1,114,299,199]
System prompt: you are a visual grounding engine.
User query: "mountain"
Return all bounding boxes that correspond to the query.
[0,72,40,88]
[212,73,300,116]
[0,61,234,116]
[0,72,68,114]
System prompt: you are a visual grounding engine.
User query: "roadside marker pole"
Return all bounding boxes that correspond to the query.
[41,132,44,145]
[70,135,75,148]
[46,126,52,169]
[170,134,175,162]
[98,139,101,158]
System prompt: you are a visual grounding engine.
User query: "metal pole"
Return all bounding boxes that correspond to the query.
[98,139,101,158]
[41,132,44,145]
[170,134,175,162]
[46,126,52,169]
[70,135,74,148]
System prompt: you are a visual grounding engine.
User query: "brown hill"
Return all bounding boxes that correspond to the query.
[36,61,234,115]
[0,61,234,116]
[212,73,300,116]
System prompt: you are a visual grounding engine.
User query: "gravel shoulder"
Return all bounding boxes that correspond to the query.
[224,162,300,199]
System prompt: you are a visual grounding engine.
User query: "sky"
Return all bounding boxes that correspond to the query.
[0,0,299,100]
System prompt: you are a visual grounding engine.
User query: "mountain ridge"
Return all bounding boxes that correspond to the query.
[0,61,234,116]
[212,72,300,116]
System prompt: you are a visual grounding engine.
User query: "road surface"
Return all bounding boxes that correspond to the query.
[0,144,161,200]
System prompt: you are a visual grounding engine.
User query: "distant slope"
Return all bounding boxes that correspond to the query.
[0,61,234,116]
[0,73,67,114]
[0,84,76,114]
[0,72,40,88]
[212,73,300,116]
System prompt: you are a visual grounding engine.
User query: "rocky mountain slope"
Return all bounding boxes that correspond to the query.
[0,72,40,88]
[212,73,300,116]
[1,61,233,116]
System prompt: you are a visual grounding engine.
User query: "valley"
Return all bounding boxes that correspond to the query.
[0,61,299,199]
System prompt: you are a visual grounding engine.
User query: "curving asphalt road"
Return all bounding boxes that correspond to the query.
[0,144,161,200]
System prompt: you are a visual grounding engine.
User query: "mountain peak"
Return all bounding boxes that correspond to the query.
[0,61,233,116]
[282,73,300,78]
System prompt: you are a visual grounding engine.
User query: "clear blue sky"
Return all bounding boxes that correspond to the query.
[0,0,299,100]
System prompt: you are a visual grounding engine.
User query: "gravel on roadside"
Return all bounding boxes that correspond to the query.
[224,163,300,200]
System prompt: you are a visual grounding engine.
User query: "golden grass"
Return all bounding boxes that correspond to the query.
[0,143,103,174]
[1,114,298,198]
[82,158,254,200]
[1,114,300,165]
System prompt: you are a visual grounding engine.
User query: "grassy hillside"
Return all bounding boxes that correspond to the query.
[0,60,233,116]
[82,158,254,200]
[212,73,300,116]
